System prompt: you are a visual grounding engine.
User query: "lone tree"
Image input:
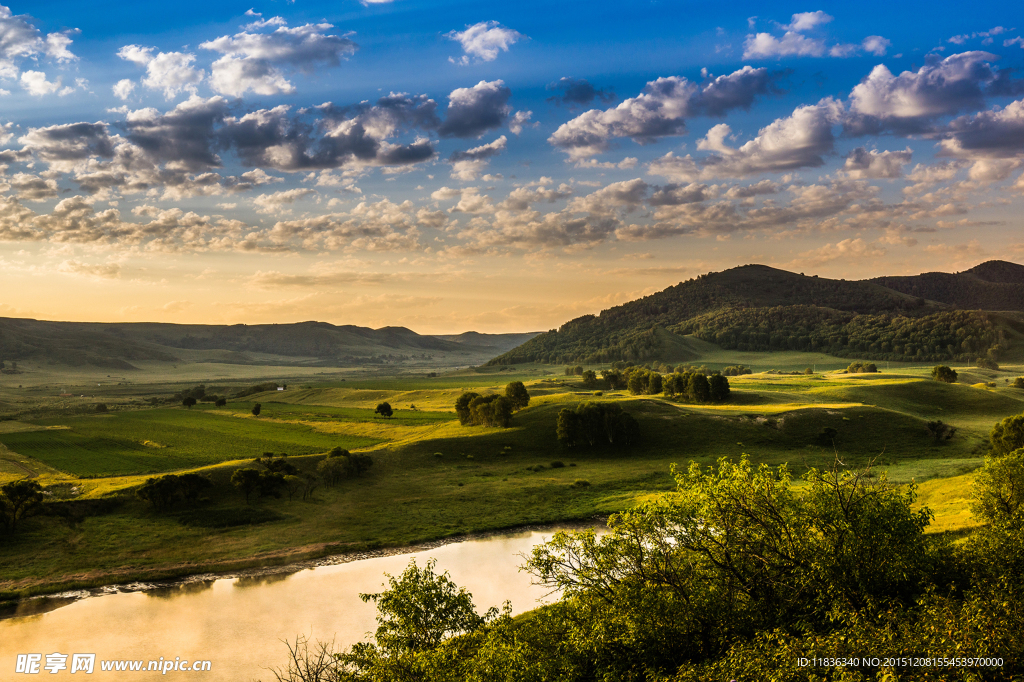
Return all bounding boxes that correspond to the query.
[504,381,530,411]
[926,420,957,443]
[932,365,958,384]
[0,479,44,531]
[215,397,227,407]
[990,413,1024,457]
[581,370,598,388]
[251,403,262,417]
[375,402,394,418]
[182,396,197,409]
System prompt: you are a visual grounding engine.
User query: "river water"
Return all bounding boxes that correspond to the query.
[1,528,580,681]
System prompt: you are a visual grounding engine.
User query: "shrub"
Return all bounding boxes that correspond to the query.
[932,365,958,384]
[571,479,591,488]
[977,357,999,370]
[550,461,565,468]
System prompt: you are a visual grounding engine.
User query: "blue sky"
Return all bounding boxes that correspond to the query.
[1,1,1023,331]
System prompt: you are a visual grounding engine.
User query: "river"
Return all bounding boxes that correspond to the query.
[1,528,583,680]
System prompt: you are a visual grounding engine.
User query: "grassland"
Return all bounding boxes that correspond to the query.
[0,358,1021,597]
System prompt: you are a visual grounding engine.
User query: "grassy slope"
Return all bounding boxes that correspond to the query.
[1,366,1021,595]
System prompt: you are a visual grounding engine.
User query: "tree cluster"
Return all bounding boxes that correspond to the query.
[455,383,529,428]
[317,448,374,487]
[556,402,640,450]
[136,473,213,510]
[846,361,878,373]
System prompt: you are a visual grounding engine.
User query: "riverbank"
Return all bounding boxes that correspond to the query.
[0,516,608,610]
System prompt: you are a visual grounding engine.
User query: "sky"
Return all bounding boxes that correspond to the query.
[0,0,1023,333]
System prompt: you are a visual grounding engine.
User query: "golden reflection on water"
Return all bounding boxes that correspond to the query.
[1,530,562,681]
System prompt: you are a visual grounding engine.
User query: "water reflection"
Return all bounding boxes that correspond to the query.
[233,572,292,589]
[0,529,588,681]
[145,580,216,600]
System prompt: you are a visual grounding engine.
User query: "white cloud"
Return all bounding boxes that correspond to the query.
[744,31,825,58]
[449,136,507,180]
[549,67,775,158]
[847,51,1006,133]
[253,187,316,214]
[509,110,534,135]
[200,21,358,97]
[117,46,205,99]
[843,147,912,179]
[783,11,833,32]
[112,79,135,100]
[795,238,885,267]
[20,70,61,96]
[446,21,525,65]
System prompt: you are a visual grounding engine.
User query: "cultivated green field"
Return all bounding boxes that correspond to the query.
[0,409,382,476]
[0,358,1021,597]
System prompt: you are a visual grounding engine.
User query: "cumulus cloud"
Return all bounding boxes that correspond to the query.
[0,6,78,79]
[9,172,58,201]
[437,80,512,138]
[112,78,135,100]
[846,51,1018,134]
[508,110,534,135]
[267,199,423,252]
[200,20,358,97]
[745,31,826,58]
[253,187,315,214]
[843,147,912,178]
[650,98,844,180]
[446,21,525,65]
[745,11,890,60]
[940,98,1024,159]
[449,136,507,180]
[19,70,61,96]
[549,66,777,158]
[117,45,205,99]
[546,77,616,107]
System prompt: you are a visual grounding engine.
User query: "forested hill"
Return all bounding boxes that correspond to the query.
[0,318,531,370]
[488,263,1023,366]
[869,260,1024,311]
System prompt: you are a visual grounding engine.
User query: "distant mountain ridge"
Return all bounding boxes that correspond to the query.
[489,261,1024,366]
[0,318,539,370]
[869,260,1024,311]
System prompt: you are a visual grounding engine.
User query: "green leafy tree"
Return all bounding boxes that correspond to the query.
[336,559,498,680]
[252,403,262,417]
[468,395,513,427]
[182,396,197,409]
[926,420,957,443]
[971,449,1024,525]
[687,373,711,403]
[231,468,263,504]
[932,365,958,383]
[557,402,640,450]
[136,475,183,510]
[1014,377,1024,389]
[454,392,480,425]
[990,414,1024,457]
[0,479,44,531]
[317,457,347,487]
[581,369,598,388]
[215,397,227,407]
[708,374,731,402]
[375,402,394,418]
[504,381,530,410]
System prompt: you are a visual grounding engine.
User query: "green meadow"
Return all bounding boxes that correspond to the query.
[0,360,1022,597]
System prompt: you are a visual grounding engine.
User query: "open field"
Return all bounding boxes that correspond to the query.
[0,356,1021,596]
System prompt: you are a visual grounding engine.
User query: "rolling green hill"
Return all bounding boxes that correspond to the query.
[489,262,1023,366]
[0,318,539,371]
